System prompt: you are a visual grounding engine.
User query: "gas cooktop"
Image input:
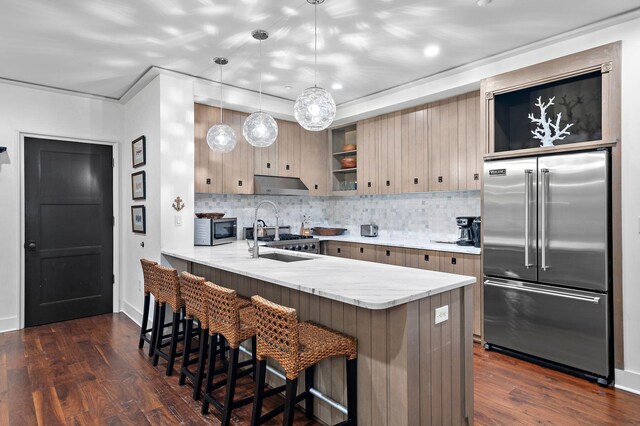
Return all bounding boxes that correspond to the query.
[263,234,320,253]
[257,234,314,242]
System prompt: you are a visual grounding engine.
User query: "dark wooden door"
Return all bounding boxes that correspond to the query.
[25,137,113,327]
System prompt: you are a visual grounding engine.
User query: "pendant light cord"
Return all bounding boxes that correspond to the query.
[314,2,317,88]
[259,39,263,111]
[219,65,224,122]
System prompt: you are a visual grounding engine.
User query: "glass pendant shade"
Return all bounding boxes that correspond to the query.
[207,124,237,153]
[243,111,278,147]
[294,86,336,131]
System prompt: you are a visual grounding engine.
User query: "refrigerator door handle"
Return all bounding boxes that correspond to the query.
[540,168,550,271]
[484,280,601,304]
[524,169,534,268]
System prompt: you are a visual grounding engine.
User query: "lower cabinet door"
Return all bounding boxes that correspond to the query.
[484,278,610,377]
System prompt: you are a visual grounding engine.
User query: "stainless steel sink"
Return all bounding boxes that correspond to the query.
[259,252,313,263]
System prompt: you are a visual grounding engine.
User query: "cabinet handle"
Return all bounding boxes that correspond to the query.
[438,176,443,183]
[286,164,290,170]
[368,182,372,187]
[206,178,211,185]
[424,254,430,261]
[386,180,390,186]
[238,180,243,186]
[314,184,318,190]
[451,257,456,265]
[414,178,419,184]
[386,250,390,257]
[267,162,271,168]
[360,247,364,253]
[337,248,341,254]
[474,173,479,181]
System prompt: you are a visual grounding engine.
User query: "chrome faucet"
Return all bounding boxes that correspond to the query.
[247,200,280,258]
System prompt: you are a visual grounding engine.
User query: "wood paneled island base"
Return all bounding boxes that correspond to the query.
[187,261,474,426]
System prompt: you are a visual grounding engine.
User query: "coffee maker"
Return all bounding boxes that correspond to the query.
[471,217,481,248]
[456,216,476,246]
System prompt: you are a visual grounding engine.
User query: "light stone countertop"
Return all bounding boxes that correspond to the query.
[315,235,482,255]
[162,242,475,310]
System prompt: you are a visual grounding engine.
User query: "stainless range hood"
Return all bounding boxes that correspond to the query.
[254,175,309,196]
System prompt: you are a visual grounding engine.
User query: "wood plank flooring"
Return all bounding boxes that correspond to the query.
[0,313,639,425]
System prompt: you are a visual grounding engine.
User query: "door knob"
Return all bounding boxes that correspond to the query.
[25,240,37,251]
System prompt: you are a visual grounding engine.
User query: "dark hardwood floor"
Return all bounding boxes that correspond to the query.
[0,313,639,425]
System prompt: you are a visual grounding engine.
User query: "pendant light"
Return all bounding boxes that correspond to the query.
[294,0,336,131]
[207,57,237,153]
[243,30,278,148]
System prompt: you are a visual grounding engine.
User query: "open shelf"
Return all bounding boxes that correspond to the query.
[332,150,358,156]
[333,167,357,173]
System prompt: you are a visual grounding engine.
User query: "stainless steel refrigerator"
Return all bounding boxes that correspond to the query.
[483,150,611,384]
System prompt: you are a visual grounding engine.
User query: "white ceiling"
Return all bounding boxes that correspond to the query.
[1,0,639,103]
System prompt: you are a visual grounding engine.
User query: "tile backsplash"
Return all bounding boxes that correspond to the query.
[195,191,480,241]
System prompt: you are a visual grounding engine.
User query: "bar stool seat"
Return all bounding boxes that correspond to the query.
[250,295,358,426]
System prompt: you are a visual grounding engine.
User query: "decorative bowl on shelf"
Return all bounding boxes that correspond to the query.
[341,143,357,152]
[340,157,357,169]
[311,227,347,236]
[195,212,225,219]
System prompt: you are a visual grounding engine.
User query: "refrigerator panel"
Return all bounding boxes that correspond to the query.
[537,151,609,291]
[483,157,537,281]
[484,278,609,377]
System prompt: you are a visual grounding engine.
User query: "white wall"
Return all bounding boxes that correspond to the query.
[0,83,123,332]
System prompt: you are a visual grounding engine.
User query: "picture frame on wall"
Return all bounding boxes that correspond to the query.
[131,171,146,200]
[131,205,146,234]
[132,135,146,168]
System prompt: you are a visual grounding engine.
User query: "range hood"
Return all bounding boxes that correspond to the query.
[254,175,309,196]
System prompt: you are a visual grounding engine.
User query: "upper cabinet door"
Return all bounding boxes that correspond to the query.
[223,110,255,194]
[401,107,428,193]
[428,98,459,192]
[300,128,328,196]
[194,103,223,194]
[357,119,378,195]
[377,112,402,194]
[457,92,482,191]
[278,120,301,178]
[254,126,279,176]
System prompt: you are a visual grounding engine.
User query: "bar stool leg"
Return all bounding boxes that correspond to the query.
[178,318,194,385]
[251,336,257,382]
[346,358,358,425]
[221,347,240,425]
[201,334,219,415]
[148,300,160,357]
[166,310,181,376]
[283,377,299,426]
[251,359,267,426]
[138,293,151,349]
[153,303,166,366]
[193,327,209,400]
[304,365,315,420]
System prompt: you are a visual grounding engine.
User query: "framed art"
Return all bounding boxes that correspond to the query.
[132,135,146,168]
[131,171,146,200]
[131,205,146,234]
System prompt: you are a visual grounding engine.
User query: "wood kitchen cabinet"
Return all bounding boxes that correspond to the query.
[351,243,377,262]
[222,109,255,194]
[357,118,378,195]
[300,128,329,196]
[377,112,403,194]
[457,91,482,191]
[375,245,405,266]
[428,96,459,191]
[278,120,301,178]
[401,107,429,193]
[323,241,352,258]
[404,248,441,271]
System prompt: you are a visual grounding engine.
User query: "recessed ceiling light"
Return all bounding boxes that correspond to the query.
[477,0,492,6]
[332,83,343,90]
[284,85,293,90]
[423,44,440,57]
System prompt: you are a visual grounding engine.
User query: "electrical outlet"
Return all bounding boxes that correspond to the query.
[175,215,182,227]
[435,305,449,324]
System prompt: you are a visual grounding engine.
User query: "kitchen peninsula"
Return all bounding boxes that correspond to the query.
[162,242,475,426]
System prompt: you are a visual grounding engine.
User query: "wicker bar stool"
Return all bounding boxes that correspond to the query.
[178,271,212,400]
[152,264,187,376]
[250,295,358,426]
[201,283,257,426]
[139,259,159,356]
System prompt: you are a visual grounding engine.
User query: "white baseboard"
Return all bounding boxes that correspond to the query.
[0,316,19,334]
[615,368,640,395]
[120,298,155,329]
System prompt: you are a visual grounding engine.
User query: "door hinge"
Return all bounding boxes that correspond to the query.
[112,216,115,227]
[112,274,115,284]
[112,157,115,168]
